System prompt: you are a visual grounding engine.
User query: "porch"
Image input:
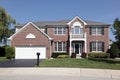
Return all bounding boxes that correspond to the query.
[69,32,87,57]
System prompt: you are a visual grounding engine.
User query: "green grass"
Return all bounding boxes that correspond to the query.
[39,58,120,70]
[0,57,8,62]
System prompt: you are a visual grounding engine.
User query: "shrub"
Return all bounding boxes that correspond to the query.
[109,43,119,58]
[71,53,76,58]
[88,52,110,58]
[57,55,69,58]
[52,53,68,58]
[0,46,5,57]
[5,46,15,59]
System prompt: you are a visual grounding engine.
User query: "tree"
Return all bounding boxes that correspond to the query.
[113,18,120,42]
[0,7,16,46]
[110,43,119,58]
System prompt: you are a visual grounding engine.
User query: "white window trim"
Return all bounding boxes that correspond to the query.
[91,27,103,35]
[54,27,66,35]
[54,42,66,52]
[71,26,83,35]
[91,42,103,52]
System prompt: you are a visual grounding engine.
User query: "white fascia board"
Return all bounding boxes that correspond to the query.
[9,22,52,41]
[67,16,87,25]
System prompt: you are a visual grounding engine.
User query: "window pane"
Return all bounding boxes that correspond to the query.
[91,27,96,35]
[58,27,62,34]
[80,28,83,34]
[97,42,102,51]
[63,27,66,34]
[97,27,102,35]
[54,42,57,51]
[91,42,96,51]
[75,26,79,34]
[54,28,57,34]
[58,42,62,51]
[63,42,66,51]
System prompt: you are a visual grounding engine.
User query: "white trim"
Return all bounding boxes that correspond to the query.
[73,43,82,55]
[54,42,66,52]
[54,27,66,35]
[8,22,52,40]
[67,16,87,25]
[26,33,36,38]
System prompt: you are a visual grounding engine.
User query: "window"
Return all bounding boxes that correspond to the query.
[54,42,66,52]
[90,42,104,52]
[54,27,66,35]
[90,27,104,35]
[26,33,36,38]
[71,26,83,34]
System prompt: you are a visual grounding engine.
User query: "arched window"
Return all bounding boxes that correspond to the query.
[26,33,36,38]
[71,22,83,34]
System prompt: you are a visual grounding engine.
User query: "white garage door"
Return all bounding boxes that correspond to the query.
[15,47,46,59]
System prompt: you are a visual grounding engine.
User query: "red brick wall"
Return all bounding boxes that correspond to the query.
[47,26,69,53]
[86,27,109,53]
[11,23,51,58]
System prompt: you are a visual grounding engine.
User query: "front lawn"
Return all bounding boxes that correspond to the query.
[39,58,120,70]
[0,57,8,62]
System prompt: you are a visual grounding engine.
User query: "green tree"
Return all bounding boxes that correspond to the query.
[0,7,16,46]
[113,18,120,42]
[110,43,119,58]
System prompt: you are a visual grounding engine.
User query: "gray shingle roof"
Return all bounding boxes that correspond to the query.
[15,20,110,28]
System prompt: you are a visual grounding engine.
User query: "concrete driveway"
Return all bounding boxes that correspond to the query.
[0,59,38,67]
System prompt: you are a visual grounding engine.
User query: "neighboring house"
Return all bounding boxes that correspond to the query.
[8,16,110,59]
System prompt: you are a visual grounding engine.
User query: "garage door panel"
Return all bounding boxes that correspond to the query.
[15,47,46,59]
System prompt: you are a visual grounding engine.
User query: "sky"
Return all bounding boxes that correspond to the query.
[0,0,120,40]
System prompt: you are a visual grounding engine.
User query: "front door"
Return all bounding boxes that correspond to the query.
[74,43,82,55]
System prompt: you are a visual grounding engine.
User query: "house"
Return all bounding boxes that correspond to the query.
[8,16,110,59]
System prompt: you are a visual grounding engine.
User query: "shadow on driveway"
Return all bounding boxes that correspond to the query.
[0,59,39,67]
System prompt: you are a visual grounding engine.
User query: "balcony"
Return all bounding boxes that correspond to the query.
[70,32,86,41]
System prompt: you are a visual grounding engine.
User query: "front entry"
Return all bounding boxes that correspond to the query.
[74,43,82,55]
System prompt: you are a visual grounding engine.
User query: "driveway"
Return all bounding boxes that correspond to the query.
[0,59,39,67]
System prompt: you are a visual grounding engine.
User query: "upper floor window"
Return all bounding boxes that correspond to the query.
[54,27,66,35]
[71,26,83,34]
[90,27,104,35]
[90,42,104,52]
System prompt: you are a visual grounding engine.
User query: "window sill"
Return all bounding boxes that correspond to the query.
[53,51,66,53]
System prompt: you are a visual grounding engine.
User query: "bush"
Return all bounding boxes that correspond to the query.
[88,53,110,58]
[0,46,5,57]
[71,53,76,58]
[52,53,68,58]
[5,46,15,59]
[57,55,69,58]
[109,43,119,58]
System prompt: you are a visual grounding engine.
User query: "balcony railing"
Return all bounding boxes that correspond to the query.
[70,32,86,39]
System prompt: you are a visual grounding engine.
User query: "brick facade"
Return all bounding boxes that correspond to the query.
[10,16,110,59]
[11,23,51,58]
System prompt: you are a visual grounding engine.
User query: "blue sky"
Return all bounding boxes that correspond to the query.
[0,0,120,40]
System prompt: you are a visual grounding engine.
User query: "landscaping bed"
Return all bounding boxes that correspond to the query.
[39,58,120,70]
[0,57,9,62]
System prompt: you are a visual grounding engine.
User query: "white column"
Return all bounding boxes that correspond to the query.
[70,40,71,56]
[84,40,87,53]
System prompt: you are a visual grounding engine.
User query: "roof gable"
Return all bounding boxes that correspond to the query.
[67,16,87,25]
[9,22,52,40]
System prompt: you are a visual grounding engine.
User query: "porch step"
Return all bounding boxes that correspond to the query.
[76,54,82,59]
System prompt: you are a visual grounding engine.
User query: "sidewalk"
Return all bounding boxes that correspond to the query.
[0,68,120,80]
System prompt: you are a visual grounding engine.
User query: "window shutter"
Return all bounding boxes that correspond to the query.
[102,27,104,35]
[89,27,91,35]
[90,42,92,52]
[102,42,104,52]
